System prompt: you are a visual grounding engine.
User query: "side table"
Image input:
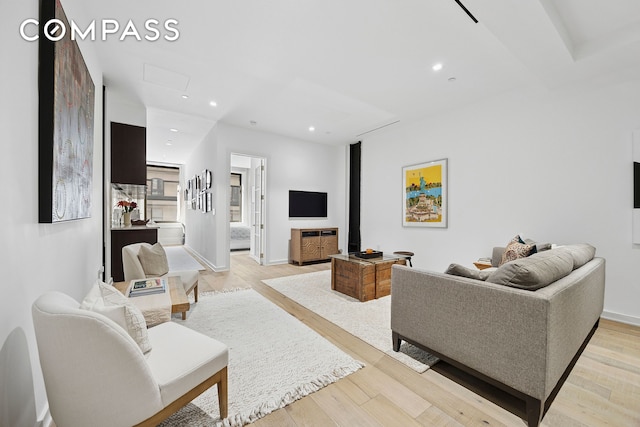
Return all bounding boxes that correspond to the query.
[329,253,406,302]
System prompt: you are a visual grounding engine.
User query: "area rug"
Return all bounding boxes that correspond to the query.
[165,246,205,271]
[262,270,439,373]
[160,289,363,427]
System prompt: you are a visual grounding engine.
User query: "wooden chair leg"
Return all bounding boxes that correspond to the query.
[194,283,198,303]
[218,367,228,419]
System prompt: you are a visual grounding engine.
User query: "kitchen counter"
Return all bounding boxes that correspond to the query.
[111,225,159,231]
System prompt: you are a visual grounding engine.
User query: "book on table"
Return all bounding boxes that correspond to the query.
[473,257,493,270]
[129,278,167,297]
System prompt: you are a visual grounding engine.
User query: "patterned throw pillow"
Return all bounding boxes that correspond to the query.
[499,235,536,266]
[138,243,169,277]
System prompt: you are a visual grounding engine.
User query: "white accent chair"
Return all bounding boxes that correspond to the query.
[32,291,228,427]
[122,243,199,303]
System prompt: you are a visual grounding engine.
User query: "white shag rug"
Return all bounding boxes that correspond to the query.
[165,246,205,271]
[160,289,363,427]
[262,270,439,373]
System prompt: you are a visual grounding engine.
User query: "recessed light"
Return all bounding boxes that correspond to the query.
[448,77,457,82]
[309,126,315,132]
[209,101,217,107]
[170,128,178,132]
[250,120,257,126]
[181,95,189,99]
[166,142,172,146]
[432,63,443,71]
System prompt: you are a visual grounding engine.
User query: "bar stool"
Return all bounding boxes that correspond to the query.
[393,251,414,267]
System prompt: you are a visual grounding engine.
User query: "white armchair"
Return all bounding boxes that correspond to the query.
[122,243,199,303]
[32,291,228,427]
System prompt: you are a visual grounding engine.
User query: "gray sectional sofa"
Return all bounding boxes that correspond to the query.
[390,244,605,427]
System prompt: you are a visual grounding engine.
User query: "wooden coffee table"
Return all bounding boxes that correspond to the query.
[114,276,190,323]
[329,253,407,302]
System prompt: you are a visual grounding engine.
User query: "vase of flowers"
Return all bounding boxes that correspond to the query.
[117,200,137,227]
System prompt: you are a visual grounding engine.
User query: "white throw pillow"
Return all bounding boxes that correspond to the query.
[81,281,152,354]
[99,282,152,353]
[80,283,128,331]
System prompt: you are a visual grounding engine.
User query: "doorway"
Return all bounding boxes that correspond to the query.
[230,153,266,265]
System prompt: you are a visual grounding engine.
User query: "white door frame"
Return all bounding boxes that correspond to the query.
[230,153,266,265]
[250,157,265,264]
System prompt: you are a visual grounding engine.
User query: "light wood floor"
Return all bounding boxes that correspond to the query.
[195,251,640,427]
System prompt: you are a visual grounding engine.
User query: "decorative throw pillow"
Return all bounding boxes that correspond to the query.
[138,243,169,277]
[444,263,491,281]
[81,283,129,331]
[98,282,152,353]
[81,281,152,354]
[499,235,536,266]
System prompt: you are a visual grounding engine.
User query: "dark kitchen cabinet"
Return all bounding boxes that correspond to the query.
[111,122,146,185]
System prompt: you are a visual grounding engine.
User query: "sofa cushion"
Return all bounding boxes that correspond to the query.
[562,243,596,269]
[500,235,537,266]
[487,247,574,290]
[445,263,492,281]
[138,243,169,277]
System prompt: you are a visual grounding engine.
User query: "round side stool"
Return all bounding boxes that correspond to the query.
[393,251,414,267]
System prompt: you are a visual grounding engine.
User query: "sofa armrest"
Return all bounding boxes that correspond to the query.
[534,257,605,397]
[390,261,604,400]
[491,246,505,267]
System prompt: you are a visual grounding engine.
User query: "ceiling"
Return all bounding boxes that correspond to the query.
[62,0,640,164]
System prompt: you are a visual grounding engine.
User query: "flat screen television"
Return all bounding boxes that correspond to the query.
[289,190,328,218]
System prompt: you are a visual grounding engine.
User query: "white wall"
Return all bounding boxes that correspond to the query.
[185,122,347,270]
[360,81,640,324]
[0,0,104,424]
[184,124,219,269]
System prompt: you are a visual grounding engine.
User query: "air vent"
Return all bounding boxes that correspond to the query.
[356,120,400,137]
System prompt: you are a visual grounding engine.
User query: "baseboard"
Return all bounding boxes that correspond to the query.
[266,258,289,266]
[602,310,640,327]
[182,245,220,271]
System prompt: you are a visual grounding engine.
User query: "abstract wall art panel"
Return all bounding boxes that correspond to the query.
[39,0,95,223]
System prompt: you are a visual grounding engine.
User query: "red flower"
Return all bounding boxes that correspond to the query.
[117,200,137,212]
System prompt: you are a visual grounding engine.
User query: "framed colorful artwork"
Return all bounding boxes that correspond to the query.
[38,0,95,222]
[402,158,448,228]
